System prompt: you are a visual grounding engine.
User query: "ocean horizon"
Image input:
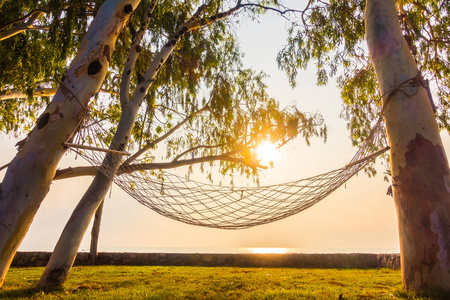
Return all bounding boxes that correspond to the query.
[80,247,400,254]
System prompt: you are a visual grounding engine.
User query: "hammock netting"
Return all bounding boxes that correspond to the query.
[71,116,388,230]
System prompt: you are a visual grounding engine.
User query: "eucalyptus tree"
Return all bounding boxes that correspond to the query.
[38,0,326,287]
[0,0,141,287]
[0,0,325,288]
[4,0,448,292]
[367,0,450,290]
[0,1,102,133]
[277,0,450,291]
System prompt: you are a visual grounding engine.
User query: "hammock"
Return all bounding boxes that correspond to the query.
[70,116,388,230]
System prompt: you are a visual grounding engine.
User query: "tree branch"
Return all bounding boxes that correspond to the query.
[120,0,158,106]
[238,2,308,16]
[124,0,244,110]
[53,152,267,180]
[53,166,99,180]
[0,8,48,31]
[123,104,210,164]
[0,87,57,101]
[120,154,267,174]
[172,143,224,162]
[0,10,47,41]
[0,87,114,101]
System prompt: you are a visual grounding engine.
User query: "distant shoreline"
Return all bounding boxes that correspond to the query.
[19,247,401,255]
[12,251,401,270]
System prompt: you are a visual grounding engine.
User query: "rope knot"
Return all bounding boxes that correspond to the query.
[381,72,432,114]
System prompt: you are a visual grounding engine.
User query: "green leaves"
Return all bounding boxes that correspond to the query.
[1,0,327,183]
[0,0,96,134]
[278,0,450,149]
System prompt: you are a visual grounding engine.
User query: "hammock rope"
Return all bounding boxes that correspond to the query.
[65,73,438,229]
[69,113,388,230]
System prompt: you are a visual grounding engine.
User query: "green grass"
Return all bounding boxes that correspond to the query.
[0,266,448,299]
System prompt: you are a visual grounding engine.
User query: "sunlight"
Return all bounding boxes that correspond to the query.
[256,141,279,166]
[249,247,289,254]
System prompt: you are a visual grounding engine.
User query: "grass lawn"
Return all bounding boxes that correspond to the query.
[0,266,448,299]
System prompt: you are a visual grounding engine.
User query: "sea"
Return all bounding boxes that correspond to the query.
[94,247,400,254]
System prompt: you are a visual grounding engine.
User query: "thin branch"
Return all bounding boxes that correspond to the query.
[120,154,267,173]
[0,8,48,32]
[429,38,450,44]
[0,86,114,101]
[0,162,10,172]
[53,152,266,180]
[0,87,57,101]
[0,10,47,41]
[63,142,131,155]
[53,166,99,180]
[301,0,314,28]
[109,2,245,167]
[123,105,210,164]
[125,0,244,110]
[155,104,188,118]
[172,143,224,162]
[120,0,158,106]
[238,2,308,16]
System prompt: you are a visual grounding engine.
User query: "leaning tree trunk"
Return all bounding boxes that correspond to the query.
[38,2,242,287]
[38,103,142,287]
[366,0,450,291]
[0,0,139,288]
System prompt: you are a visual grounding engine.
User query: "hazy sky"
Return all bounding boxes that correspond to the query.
[2,1,448,254]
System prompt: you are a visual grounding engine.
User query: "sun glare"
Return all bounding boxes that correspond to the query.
[250,248,288,254]
[256,141,279,166]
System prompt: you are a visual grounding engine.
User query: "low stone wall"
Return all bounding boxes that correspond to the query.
[12,252,400,270]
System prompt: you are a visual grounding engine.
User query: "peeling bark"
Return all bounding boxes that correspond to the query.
[394,134,450,289]
[366,0,450,290]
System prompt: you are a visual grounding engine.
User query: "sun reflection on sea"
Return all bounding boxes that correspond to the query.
[248,247,289,254]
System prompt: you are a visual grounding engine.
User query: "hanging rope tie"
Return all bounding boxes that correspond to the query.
[380,72,432,113]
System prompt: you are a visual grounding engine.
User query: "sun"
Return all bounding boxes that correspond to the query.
[249,247,289,254]
[256,141,279,166]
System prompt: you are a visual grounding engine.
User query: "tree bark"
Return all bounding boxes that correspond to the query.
[38,97,142,288]
[0,0,138,288]
[90,200,104,265]
[366,0,450,291]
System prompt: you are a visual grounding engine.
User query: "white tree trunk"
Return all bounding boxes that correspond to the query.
[366,0,450,290]
[0,0,139,288]
[38,2,241,287]
[38,101,141,288]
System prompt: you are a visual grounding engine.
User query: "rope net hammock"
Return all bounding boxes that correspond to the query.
[70,116,388,230]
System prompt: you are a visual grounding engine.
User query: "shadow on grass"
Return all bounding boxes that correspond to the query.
[419,289,450,300]
[0,286,65,299]
[394,288,450,300]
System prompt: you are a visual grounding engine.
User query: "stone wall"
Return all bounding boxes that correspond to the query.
[11,252,400,270]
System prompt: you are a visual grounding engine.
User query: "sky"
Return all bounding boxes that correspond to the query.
[2,1,448,254]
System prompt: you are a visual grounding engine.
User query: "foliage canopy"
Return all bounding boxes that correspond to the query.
[277,0,450,149]
[0,0,326,183]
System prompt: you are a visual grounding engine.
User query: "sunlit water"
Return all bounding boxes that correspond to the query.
[96,247,400,254]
